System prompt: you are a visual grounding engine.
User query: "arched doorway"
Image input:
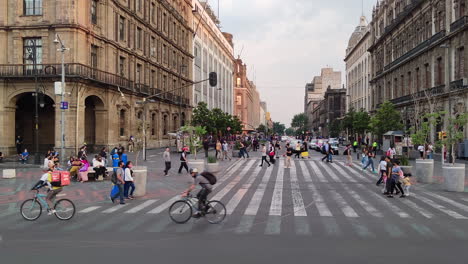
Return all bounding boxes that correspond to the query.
[84,96,106,151]
[14,92,55,152]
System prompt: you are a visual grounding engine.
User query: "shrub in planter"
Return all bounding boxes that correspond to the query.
[207,156,217,164]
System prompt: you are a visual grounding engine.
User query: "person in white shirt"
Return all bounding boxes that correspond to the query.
[417,145,424,158]
[376,156,387,186]
[222,141,231,161]
[163,147,171,176]
[92,155,106,180]
[427,143,434,159]
[124,161,135,199]
[259,144,271,167]
[43,154,53,170]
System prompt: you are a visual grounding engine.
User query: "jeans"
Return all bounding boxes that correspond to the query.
[164,161,171,175]
[260,156,270,166]
[377,170,386,185]
[111,184,125,203]
[328,153,333,162]
[196,188,212,212]
[124,181,135,198]
[363,158,374,171]
[427,152,433,159]
[239,148,246,158]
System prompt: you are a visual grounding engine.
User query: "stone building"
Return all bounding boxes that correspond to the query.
[310,87,346,137]
[345,15,372,112]
[304,68,342,132]
[368,0,468,140]
[192,0,234,114]
[233,57,261,132]
[0,0,194,156]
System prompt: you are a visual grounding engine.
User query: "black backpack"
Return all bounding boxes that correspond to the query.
[200,172,217,185]
[111,170,118,184]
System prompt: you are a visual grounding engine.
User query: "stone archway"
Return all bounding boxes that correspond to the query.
[14,92,55,153]
[84,95,106,151]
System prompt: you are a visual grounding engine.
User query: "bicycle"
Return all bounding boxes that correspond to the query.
[20,187,76,221]
[168,193,226,224]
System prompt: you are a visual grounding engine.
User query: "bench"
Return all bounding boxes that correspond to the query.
[82,167,115,181]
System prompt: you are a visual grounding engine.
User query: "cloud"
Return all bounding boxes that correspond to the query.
[219,0,374,126]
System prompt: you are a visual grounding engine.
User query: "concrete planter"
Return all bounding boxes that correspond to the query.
[2,169,16,179]
[443,163,466,192]
[415,159,434,183]
[205,162,220,173]
[400,165,413,176]
[132,166,147,197]
[188,160,205,172]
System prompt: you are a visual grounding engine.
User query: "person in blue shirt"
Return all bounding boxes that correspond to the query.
[20,149,29,164]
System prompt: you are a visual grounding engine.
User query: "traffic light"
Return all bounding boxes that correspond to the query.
[438,132,442,140]
[209,72,217,87]
[438,131,447,139]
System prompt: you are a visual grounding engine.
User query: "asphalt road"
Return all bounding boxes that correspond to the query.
[2,149,468,263]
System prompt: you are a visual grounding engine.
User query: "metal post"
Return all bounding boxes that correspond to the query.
[32,40,41,164]
[60,48,65,161]
[143,98,147,161]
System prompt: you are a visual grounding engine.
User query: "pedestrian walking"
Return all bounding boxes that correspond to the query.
[244,141,250,158]
[376,156,387,186]
[402,174,412,197]
[128,136,135,152]
[383,156,393,195]
[16,135,23,156]
[417,145,424,158]
[123,161,135,199]
[388,160,405,198]
[275,140,281,159]
[344,144,352,166]
[284,143,293,168]
[386,146,396,159]
[352,140,358,153]
[215,140,222,160]
[163,147,171,176]
[259,144,271,167]
[294,142,301,159]
[268,142,276,165]
[203,138,209,158]
[321,142,330,162]
[178,147,189,174]
[426,143,434,159]
[110,161,126,204]
[222,141,231,161]
[362,148,376,173]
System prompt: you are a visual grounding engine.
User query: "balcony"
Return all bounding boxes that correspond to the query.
[450,79,468,91]
[0,63,191,106]
[390,84,445,105]
[450,16,468,32]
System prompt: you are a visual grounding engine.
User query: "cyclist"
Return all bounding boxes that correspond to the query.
[181,168,212,218]
[33,165,63,215]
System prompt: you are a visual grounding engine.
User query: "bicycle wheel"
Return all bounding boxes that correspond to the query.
[205,200,226,224]
[169,200,192,224]
[20,198,42,221]
[54,199,76,220]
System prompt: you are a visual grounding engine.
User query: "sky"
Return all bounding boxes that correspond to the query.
[212,0,375,127]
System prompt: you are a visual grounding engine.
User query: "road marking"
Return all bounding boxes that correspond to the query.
[297,161,312,182]
[225,162,261,214]
[125,199,158,214]
[322,217,341,236]
[309,161,328,182]
[294,217,311,235]
[384,224,406,238]
[265,215,281,235]
[102,204,128,213]
[147,196,180,214]
[330,190,359,217]
[290,161,307,216]
[307,183,333,217]
[244,166,274,216]
[400,200,434,219]
[333,162,371,183]
[317,162,341,182]
[269,160,284,216]
[423,192,468,214]
[79,206,101,213]
[235,215,256,234]
[330,163,357,183]
[414,195,467,219]
[410,223,437,238]
[211,160,255,201]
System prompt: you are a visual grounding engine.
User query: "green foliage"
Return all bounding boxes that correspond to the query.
[399,155,410,166]
[191,102,213,129]
[285,127,296,136]
[439,113,468,164]
[291,113,308,134]
[370,101,403,142]
[410,112,444,147]
[207,156,217,163]
[353,110,371,135]
[191,102,242,137]
[342,108,356,136]
[180,125,207,160]
[273,122,286,135]
[257,124,267,133]
[329,119,342,138]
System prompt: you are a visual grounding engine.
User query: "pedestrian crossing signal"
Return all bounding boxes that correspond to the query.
[209,72,217,87]
[438,131,447,139]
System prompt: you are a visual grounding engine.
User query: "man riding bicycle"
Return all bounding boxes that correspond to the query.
[181,168,213,218]
[33,166,64,215]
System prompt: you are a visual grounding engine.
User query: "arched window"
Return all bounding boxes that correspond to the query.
[137,111,142,120]
[173,115,178,131]
[119,109,126,136]
[151,113,156,136]
[163,115,168,135]
[181,112,186,126]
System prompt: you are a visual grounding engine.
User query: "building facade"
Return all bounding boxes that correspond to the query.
[310,87,346,137]
[192,0,234,114]
[345,15,372,112]
[368,0,468,140]
[233,57,261,132]
[0,0,194,156]
[304,68,342,131]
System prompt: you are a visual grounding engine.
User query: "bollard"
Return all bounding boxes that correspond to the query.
[132,166,147,197]
[2,169,16,179]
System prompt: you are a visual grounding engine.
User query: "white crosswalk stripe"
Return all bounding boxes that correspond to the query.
[225,163,262,214]
[269,160,285,216]
[102,204,128,213]
[290,161,307,216]
[330,190,359,217]
[317,162,341,182]
[423,192,468,214]
[125,199,158,214]
[211,160,255,201]
[307,183,333,217]
[309,161,328,182]
[414,195,468,219]
[79,206,101,213]
[297,161,313,182]
[244,166,274,216]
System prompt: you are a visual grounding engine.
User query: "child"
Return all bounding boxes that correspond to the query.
[124,161,136,199]
[377,156,387,186]
[402,174,411,197]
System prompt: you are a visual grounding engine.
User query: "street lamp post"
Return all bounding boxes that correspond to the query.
[27,39,41,165]
[54,34,69,161]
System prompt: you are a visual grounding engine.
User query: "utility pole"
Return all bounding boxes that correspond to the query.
[54,34,69,161]
[28,39,41,165]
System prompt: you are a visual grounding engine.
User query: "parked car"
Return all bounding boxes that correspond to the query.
[330,143,339,155]
[281,136,288,142]
[309,139,318,150]
[328,138,339,145]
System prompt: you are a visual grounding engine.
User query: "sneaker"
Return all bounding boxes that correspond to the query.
[400,195,406,198]
[387,195,394,198]
[128,196,134,200]
[119,202,126,205]
[192,212,201,218]
[47,209,53,215]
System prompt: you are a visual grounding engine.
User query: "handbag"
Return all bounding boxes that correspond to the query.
[110,184,119,197]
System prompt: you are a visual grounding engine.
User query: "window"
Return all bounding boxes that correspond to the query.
[162,75,167,90]
[163,115,168,135]
[91,0,98,24]
[437,57,444,85]
[150,70,156,88]
[91,45,98,69]
[407,72,412,93]
[150,36,156,57]
[119,56,126,77]
[136,64,142,84]
[24,0,42,15]
[424,63,431,88]
[137,27,142,50]
[119,16,125,41]
[162,44,167,64]
[137,0,142,12]
[236,95,242,105]
[415,68,420,91]
[236,77,241,87]
[172,51,177,68]
[456,47,465,80]
[151,113,156,136]
[119,109,126,136]
[163,13,167,33]
[23,38,42,71]
[151,2,156,23]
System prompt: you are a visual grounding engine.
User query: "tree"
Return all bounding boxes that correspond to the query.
[273,122,286,135]
[180,125,207,160]
[285,127,296,136]
[192,102,214,133]
[411,111,444,159]
[439,113,468,165]
[370,101,403,143]
[192,102,242,137]
[353,109,371,136]
[329,119,342,138]
[291,113,308,134]
[257,124,267,133]
[342,108,356,137]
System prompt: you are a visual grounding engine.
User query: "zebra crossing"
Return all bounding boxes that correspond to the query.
[4,158,468,239]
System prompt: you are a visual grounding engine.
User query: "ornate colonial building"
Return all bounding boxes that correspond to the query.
[0,0,194,156]
[368,0,468,140]
[345,15,372,112]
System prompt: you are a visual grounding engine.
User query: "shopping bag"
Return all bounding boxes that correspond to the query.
[110,184,119,197]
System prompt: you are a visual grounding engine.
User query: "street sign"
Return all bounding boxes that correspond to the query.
[54,82,62,95]
[60,101,68,110]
